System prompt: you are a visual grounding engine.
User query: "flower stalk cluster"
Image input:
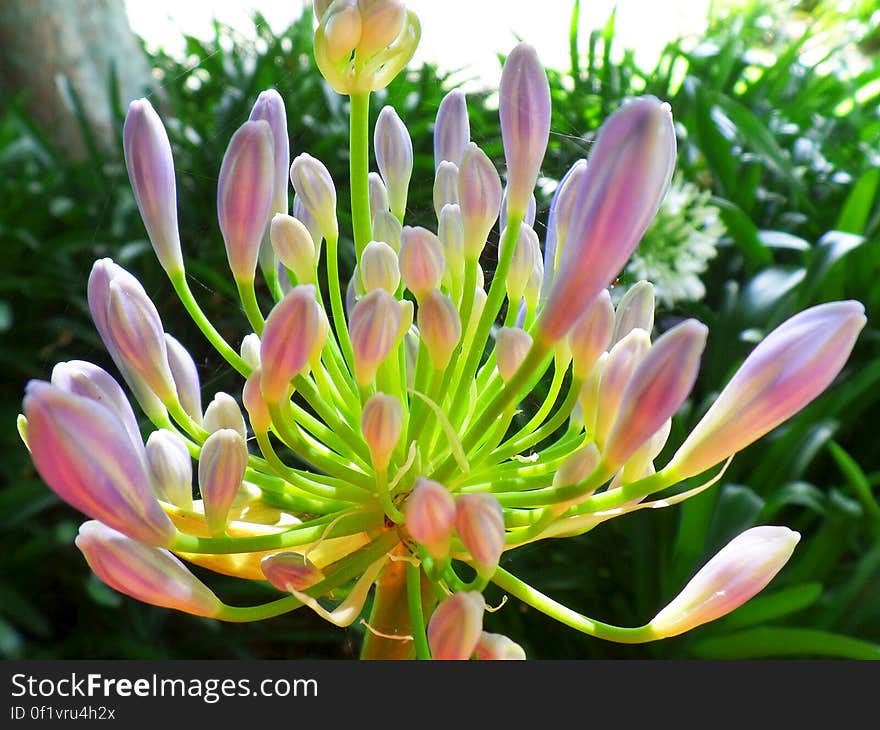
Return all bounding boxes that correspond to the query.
[19,1,866,659]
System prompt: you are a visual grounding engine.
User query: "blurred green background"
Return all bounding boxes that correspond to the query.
[2,0,879,659]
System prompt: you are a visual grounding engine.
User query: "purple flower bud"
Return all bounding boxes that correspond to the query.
[290,153,338,241]
[594,328,651,448]
[568,290,614,379]
[164,333,203,426]
[350,289,402,386]
[146,430,193,510]
[433,161,460,219]
[495,327,533,383]
[405,478,456,559]
[361,392,403,470]
[542,158,588,300]
[360,240,400,293]
[23,381,175,546]
[458,142,503,259]
[218,120,275,282]
[499,43,551,215]
[76,521,221,617]
[604,319,707,467]
[418,290,462,370]
[375,105,413,220]
[612,281,655,346]
[552,442,601,489]
[650,526,800,638]
[455,493,505,575]
[203,392,246,438]
[293,193,324,254]
[399,226,445,300]
[434,89,470,170]
[123,99,183,274]
[667,301,866,480]
[369,171,390,220]
[475,632,527,660]
[248,89,290,216]
[260,285,326,402]
[539,97,676,342]
[271,213,317,284]
[427,591,485,660]
[261,552,324,593]
[198,428,248,537]
[502,223,540,304]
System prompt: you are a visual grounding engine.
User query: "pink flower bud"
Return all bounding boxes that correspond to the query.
[314,0,333,18]
[667,301,866,479]
[650,526,800,638]
[50,360,142,452]
[198,428,248,537]
[568,289,614,379]
[434,89,470,169]
[164,333,203,426]
[248,89,290,216]
[289,153,338,241]
[357,0,406,59]
[475,632,526,660]
[76,521,221,617]
[399,226,445,300]
[242,369,271,434]
[261,552,323,593]
[499,43,551,215]
[372,209,402,252]
[271,213,316,284]
[604,320,707,467]
[417,290,461,370]
[23,381,175,546]
[458,142,502,259]
[539,97,676,342]
[552,442,601,488]
[146,430,193,510]
[203,392,246,438]
[375,105,413,219]
[218,120,275,282]
[320,0,362,64]
[433,161,460,219]
[360,240,400,292]
[405,478,456,559]
[594,328,651,448]
[612,281,655,346]
[123,99,183,274]
[542,158,588,298]
[427,591,485,660]
[495,327,533,383]
[260,285,326,402]
[455,493,505,575]
[350,289,402,386]
[361,392,403,470]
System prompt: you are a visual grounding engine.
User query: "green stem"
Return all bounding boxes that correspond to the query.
[349,92,372,259]
[406,562,432,660]
[236,278,265,335]
[326,234,355,371]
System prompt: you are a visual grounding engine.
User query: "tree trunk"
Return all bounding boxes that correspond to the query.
[0,0,154,158]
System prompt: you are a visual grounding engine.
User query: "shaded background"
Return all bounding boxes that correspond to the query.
[1,0,879,658]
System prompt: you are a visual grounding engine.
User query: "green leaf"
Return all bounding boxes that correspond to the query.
[705,484,765,555]
[827,441,880,522]
[691,627,880,659]
[796,230,865,308]
[717,583,823,631]
[836,167,880,235]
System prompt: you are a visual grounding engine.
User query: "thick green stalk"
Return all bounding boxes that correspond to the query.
[349,92,372,259]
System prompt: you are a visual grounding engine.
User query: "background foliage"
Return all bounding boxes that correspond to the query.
[1,0,878,658]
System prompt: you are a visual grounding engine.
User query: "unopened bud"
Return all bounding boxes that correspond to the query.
[356,0,406,59]
[350,289,402,386]
[242,369,271,434]
[375,105,413,220]
[568,290,614,379]
[475,632,527,660]
[240,333,262,370]
[612,281,655,345]
[372,209,403,252]
[261,552,324,592]
[146,430,193,510]
[594,328,651,448]
[552,442,601,489]
[438,203,465,291]
[434,89,470,169]
[495,327,533,383]
[203,392,247,439]
[502,223,540,304]
[361,393,403,470]
[199,428,248,537]
[289,153,338,241]
[405,478,456,559]
[458,143,502,258]
[165,334,203,426]
[542,158,588,297]
[417,290,461,370]
[368,172,389,221]
[248,89,290,217]
[427,591,485,660]
[320,0,362,64]
[433,161,459,219]
[271,213,317,284]
[360,240,400,292]
[399,226,445,300]
[455,493,505,575]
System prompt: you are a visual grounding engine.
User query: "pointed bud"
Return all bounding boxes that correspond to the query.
[455,493,505,575]
[23,381,175,546]
[203,392,246,438]
[375,105,413,220]
[260,285,326,402]
[242,369,271,434]
[146,430,193,510]
[466,286,488,343]
[368,171,390,220]
[271,213,317,284]
[240,333,262,370]
[542,158,588,299]
[248,89,290,216]
[361,393,403,470]
[458,143,502,258]
[434,89,470,169]
[433,161,460,219]
[427,591,485,660]
[372,209,403,252]
[502,223,540,304]
[399,226,445,300]
[417,290,461,370]
[568,290,614,379]
[475,632,527,660]
[650,526,800,638]
[405,478,456,560]
[350,289,402,386]
[539,97,676,342]
[621,419,671,483]
[289,153,338,241]
[612,281,655,346]
[605,320,707,467]
[199,428,248,537]
[261,552,323,593]
[524,250,544,312]
[594,328,651,448]
[218,120,275,282]
[667,301,866,480]
[495,327,533,382]
[293,193,324,255]
[360,240,401,293]
[123,99,183,274]
[438,203,465,290]
[164,333,203,426]
[76,521,221,617]
[499,43,551,215]
[552,442,601,489]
